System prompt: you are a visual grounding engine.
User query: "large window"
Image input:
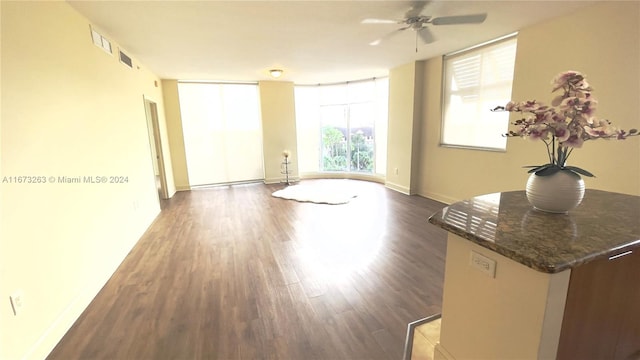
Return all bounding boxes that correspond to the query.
[178,82,264,186]
[295,78,388,176]
[441,34,517,151]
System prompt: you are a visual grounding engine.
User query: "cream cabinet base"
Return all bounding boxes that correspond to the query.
[438,234,571,359]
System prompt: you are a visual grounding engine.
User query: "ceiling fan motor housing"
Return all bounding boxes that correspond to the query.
[406,16,431,29]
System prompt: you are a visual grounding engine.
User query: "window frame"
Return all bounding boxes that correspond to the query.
[440,33,518,152]
[294,77,388,176]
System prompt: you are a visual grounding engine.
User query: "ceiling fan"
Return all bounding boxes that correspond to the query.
[363,2,487,51]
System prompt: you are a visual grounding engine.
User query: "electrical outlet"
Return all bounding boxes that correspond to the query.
[10,291,24,316]
[394,167,399,175]
[470,251,496,278]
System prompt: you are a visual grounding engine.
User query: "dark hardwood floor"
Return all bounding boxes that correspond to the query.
[47,179,448,360]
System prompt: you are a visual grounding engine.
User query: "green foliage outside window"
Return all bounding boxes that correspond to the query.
[322,126,374,172]
[322,126,347,171]
[350,131,373,172]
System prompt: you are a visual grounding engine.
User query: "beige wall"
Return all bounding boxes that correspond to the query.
[259,81,299,184]
[417,1,640,203]
[0,2,173,359]
[410,62,425,194]
[386,62,424,194]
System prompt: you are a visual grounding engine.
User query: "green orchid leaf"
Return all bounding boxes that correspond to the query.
[534,165,561,176]
[564,166,596,177]
[525,164,553,174]
[561,169,583,179]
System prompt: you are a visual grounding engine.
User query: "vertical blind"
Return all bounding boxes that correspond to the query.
[178,82,264,186]
[441,35,518,150]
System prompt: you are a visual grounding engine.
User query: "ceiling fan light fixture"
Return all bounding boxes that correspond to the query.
[270,69,283,78]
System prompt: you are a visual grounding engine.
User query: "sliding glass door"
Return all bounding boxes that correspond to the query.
[320,103,375,173]
[178,82,264,187]
[349,102,375,172]
[296,78,388,176]
[320,105,348,171]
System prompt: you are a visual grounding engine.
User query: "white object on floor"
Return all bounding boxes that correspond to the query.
[271,181,358,204]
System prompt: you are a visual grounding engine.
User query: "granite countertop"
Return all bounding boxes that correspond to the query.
[428,189,640,273]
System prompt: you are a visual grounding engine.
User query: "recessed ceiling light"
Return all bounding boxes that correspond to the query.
[270,69,283,78]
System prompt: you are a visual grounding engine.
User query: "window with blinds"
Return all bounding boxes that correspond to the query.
[441,34,517,151]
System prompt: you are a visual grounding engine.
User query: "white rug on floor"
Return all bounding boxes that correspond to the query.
[272,181,358,205]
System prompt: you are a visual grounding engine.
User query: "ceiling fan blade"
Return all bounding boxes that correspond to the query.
[369,28,404,46]
[405,1,430,18]
[418,27,435,44]
[361,18,398,24]
[432,13,487,25]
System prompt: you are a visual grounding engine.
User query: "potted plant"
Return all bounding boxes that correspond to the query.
[493,71,638,213]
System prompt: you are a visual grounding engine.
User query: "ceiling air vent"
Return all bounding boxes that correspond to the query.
[119,50,133,68]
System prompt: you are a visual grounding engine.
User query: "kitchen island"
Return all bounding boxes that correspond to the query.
[428,189,640,360]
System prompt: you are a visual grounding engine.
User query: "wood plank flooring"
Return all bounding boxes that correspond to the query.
[47,179,448,360]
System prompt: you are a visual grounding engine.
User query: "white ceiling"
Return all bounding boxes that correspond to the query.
[68,0,598,84]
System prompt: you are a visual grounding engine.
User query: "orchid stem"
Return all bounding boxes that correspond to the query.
[565,147,574,163]
[543,139,553,164]
[552,137,556,165]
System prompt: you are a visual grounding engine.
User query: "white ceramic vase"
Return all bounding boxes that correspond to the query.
[525,171,585,213]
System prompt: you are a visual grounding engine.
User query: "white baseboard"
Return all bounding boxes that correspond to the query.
[24,281,103,360]
[385,181,411,195]
[418,191,458,205]
[298,172,386,184]
[263,177,300,185]
[24,211,160,360]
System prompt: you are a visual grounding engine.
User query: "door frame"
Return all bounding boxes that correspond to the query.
[143,96,169,200]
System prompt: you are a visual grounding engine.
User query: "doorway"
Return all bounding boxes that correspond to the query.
[144,97,168,200]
